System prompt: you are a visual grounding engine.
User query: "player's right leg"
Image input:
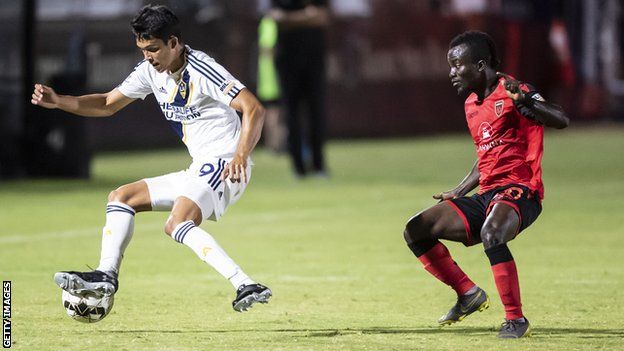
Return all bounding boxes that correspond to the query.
[403,201,489,325]
[54,180,152,297]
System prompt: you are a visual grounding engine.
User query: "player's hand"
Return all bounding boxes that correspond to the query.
[31,84,59,109]
[432,189,461,202]
[221,155,248,183]
[496,72,526,102]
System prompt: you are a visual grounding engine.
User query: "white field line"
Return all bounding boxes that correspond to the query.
[276,275,354,282]
[0,227,101,244]
[0,207,344,245]
[0,222,165,245]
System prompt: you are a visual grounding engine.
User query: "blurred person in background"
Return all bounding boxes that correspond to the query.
[402,31,569,338]
[32,4,272,313]
[257,13,287,153]
[270,0,330,178]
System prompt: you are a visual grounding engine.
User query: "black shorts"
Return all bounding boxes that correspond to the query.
[446,184,542,246]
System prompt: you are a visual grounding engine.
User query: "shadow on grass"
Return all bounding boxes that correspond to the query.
[102,326,624,338]
[532,327,624,339]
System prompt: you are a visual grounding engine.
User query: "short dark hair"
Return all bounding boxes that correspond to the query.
[449,31,500,68]
[131,4,181,42]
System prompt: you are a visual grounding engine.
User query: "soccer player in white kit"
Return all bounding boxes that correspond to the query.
[31,5,271,312]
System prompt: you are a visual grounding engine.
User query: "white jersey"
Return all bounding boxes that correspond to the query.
[117,45,246,160]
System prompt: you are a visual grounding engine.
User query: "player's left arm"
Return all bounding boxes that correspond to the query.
[222,88,266,183]
[497,72,570,129]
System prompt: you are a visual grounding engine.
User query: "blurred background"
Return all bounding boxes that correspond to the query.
[0,0,622,178]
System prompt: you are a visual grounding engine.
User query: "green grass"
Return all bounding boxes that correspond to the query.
[1,127,623,350]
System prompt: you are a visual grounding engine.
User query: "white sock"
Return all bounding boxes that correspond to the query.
[172,220,255,289]
[96,202,135,275]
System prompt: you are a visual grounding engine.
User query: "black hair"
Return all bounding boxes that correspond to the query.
[131,4,181,42]
[449,31,500,68]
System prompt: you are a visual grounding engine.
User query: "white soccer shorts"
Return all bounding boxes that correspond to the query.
[143,158,251,221]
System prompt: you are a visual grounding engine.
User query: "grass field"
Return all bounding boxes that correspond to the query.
[1,127,623,350]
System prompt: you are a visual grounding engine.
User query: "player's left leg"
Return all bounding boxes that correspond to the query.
[164,196,271,312]
[481,203,530,338]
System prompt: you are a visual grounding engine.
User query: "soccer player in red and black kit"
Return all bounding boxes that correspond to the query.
[403,31,569,338]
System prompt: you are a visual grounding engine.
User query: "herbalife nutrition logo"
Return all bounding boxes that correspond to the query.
[2,281,10,348]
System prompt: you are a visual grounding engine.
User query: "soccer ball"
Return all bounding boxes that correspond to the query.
[61,290,114,323]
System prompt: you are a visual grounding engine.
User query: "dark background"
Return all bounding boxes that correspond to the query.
[1,0,622,177]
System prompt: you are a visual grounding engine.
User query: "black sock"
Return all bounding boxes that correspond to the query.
[484,243,514,266]
[407,239,439,257]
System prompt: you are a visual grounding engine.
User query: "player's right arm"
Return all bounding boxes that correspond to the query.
[31,84,135,117]
[496,72,570,129]
[433,160,480,201]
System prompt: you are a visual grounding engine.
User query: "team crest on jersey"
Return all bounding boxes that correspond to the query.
[495,100,504,117]
[171,70,192,107]
[178,81,187,99]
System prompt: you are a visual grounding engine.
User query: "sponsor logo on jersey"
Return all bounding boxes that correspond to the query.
[158,87,168,94]
[477,139,504,152]
[495,100,504,117]
[476,122,505,151]
[159,102,201,121]
[479,122,493,140]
